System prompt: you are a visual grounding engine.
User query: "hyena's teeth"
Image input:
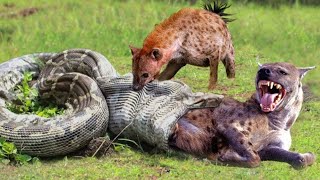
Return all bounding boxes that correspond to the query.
[276,84,282,89]
[270,82,274,89]
[275,96,281,104]
[267,81,270,86]
[276,95,282,103]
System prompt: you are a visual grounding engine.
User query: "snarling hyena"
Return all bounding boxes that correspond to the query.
[130,2,235,91]
[169,62,316,169]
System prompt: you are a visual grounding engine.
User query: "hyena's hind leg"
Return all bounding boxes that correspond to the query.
[208,58,219,90]
[258,146,316,169]
[208,45,235,90]
[212,148,260,168]
[216,124,261,168]
[221,46,235,79]
[168,117,212,156]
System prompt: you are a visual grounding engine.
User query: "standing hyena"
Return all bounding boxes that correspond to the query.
[130,2,235,91]
[169,62,316,169]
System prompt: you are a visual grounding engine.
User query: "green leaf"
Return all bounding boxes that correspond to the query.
[32,157,40,164]
[17,85,23,92]
[18,106,24,113]
[46,108,57,115]
[0,149,6,158]
[0,137,5,145]
[25,99,32,107]
[2,142,17,154]
[16,93,24,101]
[36,111,44,117]
[14,154,32,164]
[25,72,33,81]
[23,88,30,98]
[30,89,38,98]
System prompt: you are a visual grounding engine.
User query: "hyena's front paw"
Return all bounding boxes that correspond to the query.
[291,152,316,170]
[208,84,216,90]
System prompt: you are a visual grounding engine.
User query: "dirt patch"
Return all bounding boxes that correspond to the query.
[85,137,114,157]
[74,137,114,157]
[18,7,39,17]
[3,3,15,8]
[0,4,39,18]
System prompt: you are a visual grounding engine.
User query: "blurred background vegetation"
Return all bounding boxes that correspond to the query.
[181,0,320,6]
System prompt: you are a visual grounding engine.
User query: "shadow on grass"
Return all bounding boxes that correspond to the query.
[303,84,320,102]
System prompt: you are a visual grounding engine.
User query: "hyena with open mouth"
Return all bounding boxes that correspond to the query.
[169,62,315,169]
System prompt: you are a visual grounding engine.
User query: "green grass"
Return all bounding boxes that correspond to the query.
[0,0,319,179]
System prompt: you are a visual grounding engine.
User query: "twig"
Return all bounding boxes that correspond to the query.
[91,120,134,157]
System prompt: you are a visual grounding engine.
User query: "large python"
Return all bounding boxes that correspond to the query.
[0,49,222,157]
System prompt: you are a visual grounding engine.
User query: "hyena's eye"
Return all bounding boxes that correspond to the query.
[142,73,149,78]
[279,70,288,75]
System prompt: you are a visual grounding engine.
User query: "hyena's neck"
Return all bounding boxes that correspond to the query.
[143,36,182,63]
[143,29,182,52]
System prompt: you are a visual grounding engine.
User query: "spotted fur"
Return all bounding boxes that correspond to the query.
[169,62,316,169]
[130,2,235,91]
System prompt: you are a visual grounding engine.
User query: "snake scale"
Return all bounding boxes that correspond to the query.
[0,49,223,157]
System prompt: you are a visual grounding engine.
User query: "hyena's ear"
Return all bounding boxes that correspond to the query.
[256,56,263,69]
[151,48,162,60]
[298,66,316,79]
[129,45,140,56]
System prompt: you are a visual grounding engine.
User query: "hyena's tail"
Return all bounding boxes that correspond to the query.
[203,1,235,23]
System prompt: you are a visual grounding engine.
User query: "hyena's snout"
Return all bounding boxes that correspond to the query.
[132,84,142,91]
[132,78,143,91]
[258,68,272,80]
[132,72,151,91]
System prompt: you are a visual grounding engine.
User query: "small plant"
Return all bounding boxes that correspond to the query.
[6,72,65,118]
[0,137,39,165]
[114,138,144,152]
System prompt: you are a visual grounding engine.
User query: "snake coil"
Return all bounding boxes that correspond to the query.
[0,49,222,156]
